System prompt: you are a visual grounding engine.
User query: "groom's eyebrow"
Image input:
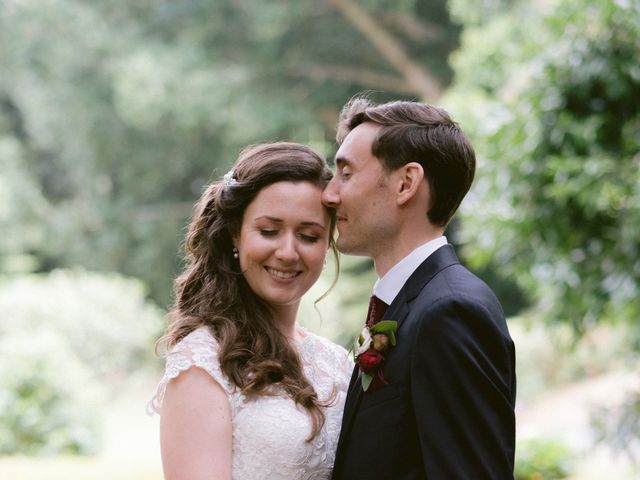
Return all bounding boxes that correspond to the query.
[334,157,349,169]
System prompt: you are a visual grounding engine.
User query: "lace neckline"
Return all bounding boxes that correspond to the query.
[294,325,317,351]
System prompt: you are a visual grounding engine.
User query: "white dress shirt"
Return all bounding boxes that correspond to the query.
[373,236,448,305]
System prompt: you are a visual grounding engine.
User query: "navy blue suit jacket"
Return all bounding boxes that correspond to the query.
[332,245,516,479]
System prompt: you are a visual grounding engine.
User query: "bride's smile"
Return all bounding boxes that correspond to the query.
[264,267,302,280]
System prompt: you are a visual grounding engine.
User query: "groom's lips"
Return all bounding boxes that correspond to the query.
[336,214,347,223]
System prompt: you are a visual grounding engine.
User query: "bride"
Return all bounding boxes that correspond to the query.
[148,142,353,479]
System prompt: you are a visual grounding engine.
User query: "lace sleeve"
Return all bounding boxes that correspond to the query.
[147,327,235,415]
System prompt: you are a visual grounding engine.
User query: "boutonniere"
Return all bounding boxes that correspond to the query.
[353,320,398,391]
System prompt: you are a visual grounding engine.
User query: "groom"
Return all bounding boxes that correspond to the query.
[323,98,516,479]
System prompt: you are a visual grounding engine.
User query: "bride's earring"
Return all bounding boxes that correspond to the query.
[233,247,239,259]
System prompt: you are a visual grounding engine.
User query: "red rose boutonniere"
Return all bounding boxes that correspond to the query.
[353,320,398,391]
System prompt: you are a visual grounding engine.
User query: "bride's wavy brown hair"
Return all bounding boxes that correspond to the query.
[158,142,339,439]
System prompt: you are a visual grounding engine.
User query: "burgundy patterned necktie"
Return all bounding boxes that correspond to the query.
[365,294,389,327]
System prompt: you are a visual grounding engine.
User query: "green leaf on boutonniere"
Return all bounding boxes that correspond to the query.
[370,320,398,346]
[370,320,397,334]
[361,373,373,391]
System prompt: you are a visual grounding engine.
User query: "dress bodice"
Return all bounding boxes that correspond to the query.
[148,326,353,480]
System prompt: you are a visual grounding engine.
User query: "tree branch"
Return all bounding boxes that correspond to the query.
[326,0,442,101]
[379,10,446,42]
[288,63,416,95]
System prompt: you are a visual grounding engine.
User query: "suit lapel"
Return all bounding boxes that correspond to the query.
[336,245,461,454]
[394,244,460,331]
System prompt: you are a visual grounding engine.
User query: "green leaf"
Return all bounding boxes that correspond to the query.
[389,331,397,346]
[370,320,398,334]
[361,373,373,391]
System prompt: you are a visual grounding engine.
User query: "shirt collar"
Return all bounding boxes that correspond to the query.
[373,236,448,305]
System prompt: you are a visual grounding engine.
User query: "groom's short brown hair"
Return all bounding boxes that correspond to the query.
[336,97,476,228]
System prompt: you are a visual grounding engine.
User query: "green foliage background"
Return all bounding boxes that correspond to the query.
[0,0,460,306]
[1,0,639,473]
[447,0,640,334]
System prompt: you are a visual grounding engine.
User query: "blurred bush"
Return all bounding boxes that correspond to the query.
[0,329,100,455]
[515,437,576,480]
[0,269,164,455]
[0,269,163,377]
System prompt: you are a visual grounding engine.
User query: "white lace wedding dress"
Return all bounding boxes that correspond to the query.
[148,326,353,480]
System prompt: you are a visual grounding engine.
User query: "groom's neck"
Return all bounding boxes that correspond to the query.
[373,229,443,278]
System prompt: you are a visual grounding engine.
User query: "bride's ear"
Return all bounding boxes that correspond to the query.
[396,162,424,206]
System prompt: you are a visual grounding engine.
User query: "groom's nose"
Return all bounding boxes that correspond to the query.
[321,178,340,208]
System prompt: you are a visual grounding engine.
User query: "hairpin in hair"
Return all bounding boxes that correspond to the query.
[223,170,239,188]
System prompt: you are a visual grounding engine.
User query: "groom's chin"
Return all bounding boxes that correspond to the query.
[334,236,350,253]
[335,238,363,256]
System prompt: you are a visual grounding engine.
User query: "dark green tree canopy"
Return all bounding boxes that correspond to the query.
[449,0,640,332]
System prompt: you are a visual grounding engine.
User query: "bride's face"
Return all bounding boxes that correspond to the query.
[235,181,330,308]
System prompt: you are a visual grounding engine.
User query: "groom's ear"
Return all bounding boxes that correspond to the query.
[396,162,424,206]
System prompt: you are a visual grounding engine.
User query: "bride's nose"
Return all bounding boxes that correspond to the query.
[275,234,299,262]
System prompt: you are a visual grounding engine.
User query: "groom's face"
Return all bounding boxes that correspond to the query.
[322,122,397,257]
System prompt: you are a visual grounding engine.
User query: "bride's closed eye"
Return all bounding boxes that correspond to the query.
[298,233,320,243]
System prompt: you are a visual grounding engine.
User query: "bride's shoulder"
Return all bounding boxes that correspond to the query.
[173,325,218,351]
[166,326,224,375]
[148,326,231,415]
